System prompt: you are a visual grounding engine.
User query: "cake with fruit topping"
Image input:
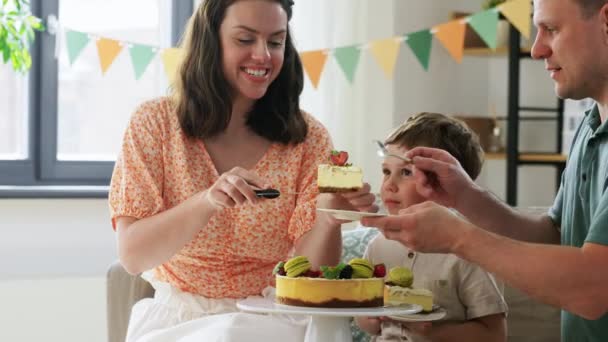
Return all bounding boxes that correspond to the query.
[274,256,385,308]
[383,266,434,311]
[317,150,363,193]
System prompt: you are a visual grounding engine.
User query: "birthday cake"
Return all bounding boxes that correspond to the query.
[274,256,385,308]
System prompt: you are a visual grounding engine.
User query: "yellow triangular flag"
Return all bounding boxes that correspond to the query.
[370,38,401,79]
[300,50,328,89]
[498,0,532,39]
[433,20,466,63]
[96,38,123,74]
[161,48,184,84]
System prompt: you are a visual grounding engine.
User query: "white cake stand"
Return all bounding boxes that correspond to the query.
[237,298,421,342]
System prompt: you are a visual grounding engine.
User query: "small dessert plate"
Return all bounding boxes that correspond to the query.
[388,305,447,322]
[317,208,387,221]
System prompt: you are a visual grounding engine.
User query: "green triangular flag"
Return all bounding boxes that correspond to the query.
[405,29,432,71]
[65,30,90,65]
[129,44,156,80]
[333,45,360,83]
[468,10,499,50]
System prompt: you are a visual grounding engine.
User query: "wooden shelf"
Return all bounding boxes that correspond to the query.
[485,152,567,163]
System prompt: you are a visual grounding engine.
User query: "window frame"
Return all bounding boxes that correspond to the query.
[0,0,192,198]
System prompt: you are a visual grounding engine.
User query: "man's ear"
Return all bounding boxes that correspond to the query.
[600,3,608,42]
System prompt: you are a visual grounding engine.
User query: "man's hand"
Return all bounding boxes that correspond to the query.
[406,147,479,209]
[362,201,472,254]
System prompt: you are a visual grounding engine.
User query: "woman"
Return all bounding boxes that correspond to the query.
[109,0,376,341]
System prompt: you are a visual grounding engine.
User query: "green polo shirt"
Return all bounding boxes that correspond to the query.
[548,104,608,342]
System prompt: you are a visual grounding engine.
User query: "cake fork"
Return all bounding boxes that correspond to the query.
[373,140,413,164]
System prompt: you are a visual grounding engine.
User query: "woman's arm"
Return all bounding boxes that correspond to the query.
[294,184,377,268]
[403,313,506,342]
[117,167,268,274]
[116,190,216,275]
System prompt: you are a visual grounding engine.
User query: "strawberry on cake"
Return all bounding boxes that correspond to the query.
[317,150,363,193]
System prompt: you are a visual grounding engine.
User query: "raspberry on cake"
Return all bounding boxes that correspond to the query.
[274,256,385,308]
[317,150,363,193]
[384,266,434,312]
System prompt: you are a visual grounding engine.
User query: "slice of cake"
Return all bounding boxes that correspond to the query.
[385,286,434,312]
[318,150,363,193]
[384,266,434,312]
[274,256,385,308]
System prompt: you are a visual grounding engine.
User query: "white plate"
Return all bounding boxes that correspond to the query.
[317,208,387,221]
[388,306,447,322]
[237,297,422,317]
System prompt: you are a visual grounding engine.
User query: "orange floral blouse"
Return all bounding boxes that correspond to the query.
[109,97,333,298]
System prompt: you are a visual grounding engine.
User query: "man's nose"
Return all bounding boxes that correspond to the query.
[530,34,551,60]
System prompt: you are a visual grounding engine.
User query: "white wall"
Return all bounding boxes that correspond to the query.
[0,199,116,279]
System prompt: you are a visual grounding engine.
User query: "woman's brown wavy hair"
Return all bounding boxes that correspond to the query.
[171,0,307,144]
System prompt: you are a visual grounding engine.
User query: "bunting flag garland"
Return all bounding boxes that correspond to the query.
[56,0,531,87]
[96,38,123,74]
[300,50,329,88]
[65,30,89,65]
[405,29,433,71]
[129,44,156,80]
[161,48,184,84]
[499,0,532,39]
[468,9,500,50]
[433,20,466,63]
[333,45,361,84]
[370,38,401,79]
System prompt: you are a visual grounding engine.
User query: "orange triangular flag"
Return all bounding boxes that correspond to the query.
[95,38,123,74]
[161,48,184,84]
[499,0,532,39]
[370,38,401,79]
[300,50,328,89]
[433,20,466,63]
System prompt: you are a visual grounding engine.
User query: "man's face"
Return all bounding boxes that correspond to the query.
[531,0,608,101]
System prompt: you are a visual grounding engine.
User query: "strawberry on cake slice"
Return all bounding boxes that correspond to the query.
[317,150,363,193]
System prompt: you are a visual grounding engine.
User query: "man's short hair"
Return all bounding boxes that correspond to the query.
[573,0,608,18]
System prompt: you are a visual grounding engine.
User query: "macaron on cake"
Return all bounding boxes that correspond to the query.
[274,256,386,308]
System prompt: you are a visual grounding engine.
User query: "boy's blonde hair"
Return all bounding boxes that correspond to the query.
[385,112,484,180]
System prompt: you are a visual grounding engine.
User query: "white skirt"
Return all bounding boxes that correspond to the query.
[126,271,308,342]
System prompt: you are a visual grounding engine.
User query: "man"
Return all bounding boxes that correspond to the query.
[362,0,608,340]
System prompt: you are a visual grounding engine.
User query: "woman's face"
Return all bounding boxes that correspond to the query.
[219,0,287,105]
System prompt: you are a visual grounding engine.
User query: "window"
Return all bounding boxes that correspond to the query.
[0,0,192,197]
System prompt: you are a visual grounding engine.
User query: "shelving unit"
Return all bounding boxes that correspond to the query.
[505,26,566,206]
[463,26,567,206]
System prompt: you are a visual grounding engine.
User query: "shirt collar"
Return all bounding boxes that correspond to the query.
[585,104,608,135]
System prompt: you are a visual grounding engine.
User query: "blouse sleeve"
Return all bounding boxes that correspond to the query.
[108,99,168,229]
[287,114,333,242]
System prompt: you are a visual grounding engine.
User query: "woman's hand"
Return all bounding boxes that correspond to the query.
[317,182,378,226]
[203,167,270,210]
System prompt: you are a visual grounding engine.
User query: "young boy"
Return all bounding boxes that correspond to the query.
[356,112,508,341]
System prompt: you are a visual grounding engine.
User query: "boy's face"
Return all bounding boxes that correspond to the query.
[380,144,426,215]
